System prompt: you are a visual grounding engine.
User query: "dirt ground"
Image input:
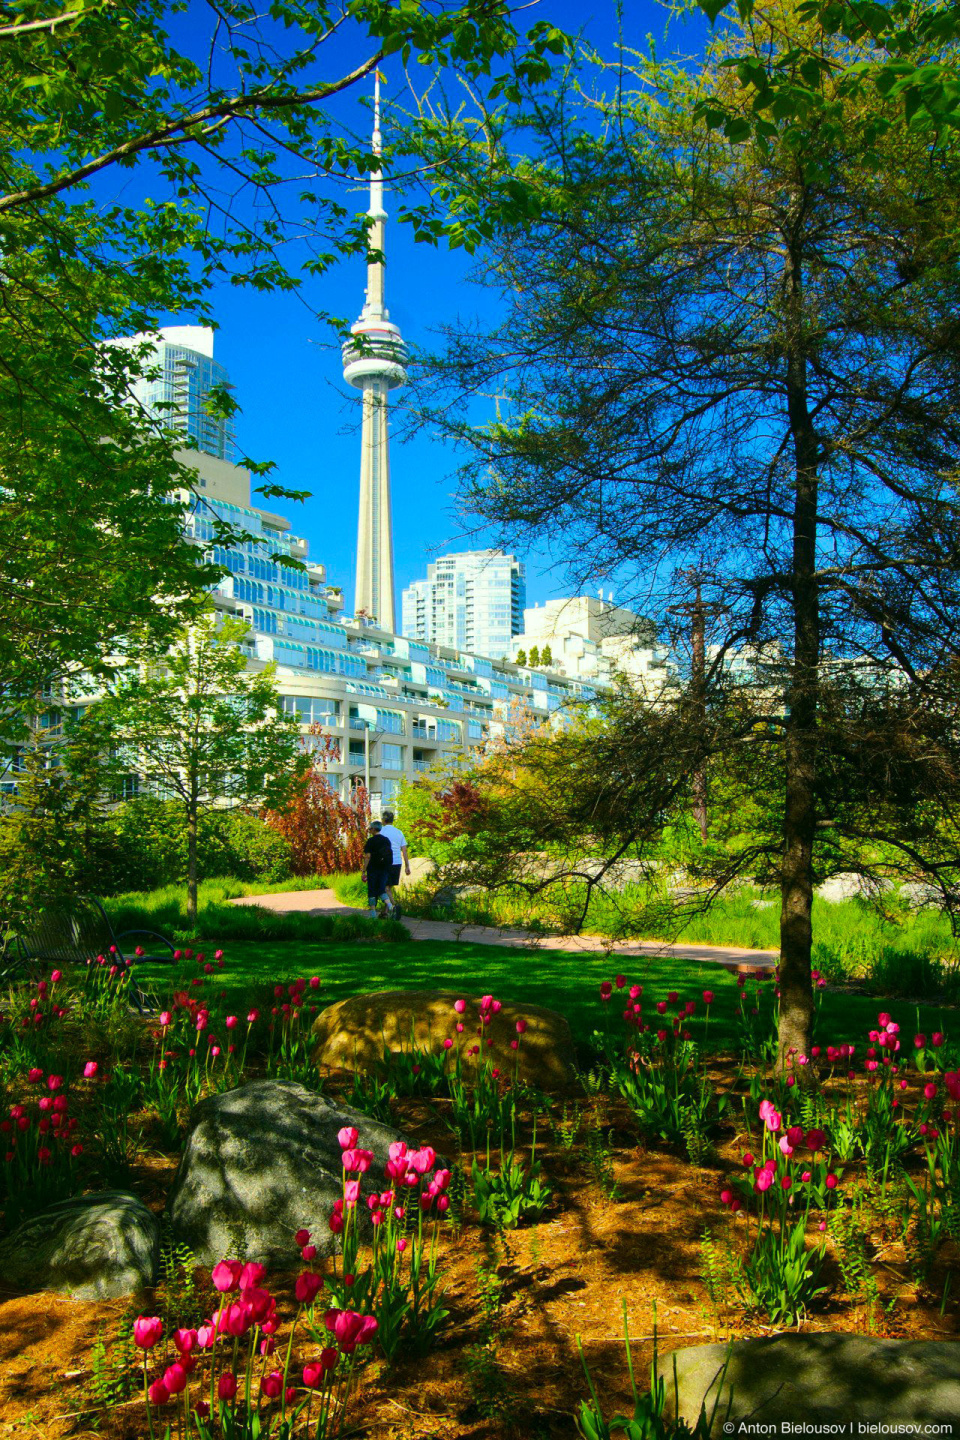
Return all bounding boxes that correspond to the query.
[1,1080,957,1440]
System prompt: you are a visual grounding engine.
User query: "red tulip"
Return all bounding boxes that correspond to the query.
[217,1372,238,1401]
[261,1370,283,1400]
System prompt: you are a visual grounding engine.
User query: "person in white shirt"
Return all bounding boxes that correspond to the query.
[379,810,411,914]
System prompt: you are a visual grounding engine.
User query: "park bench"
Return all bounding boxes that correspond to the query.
[8,895,176,1011]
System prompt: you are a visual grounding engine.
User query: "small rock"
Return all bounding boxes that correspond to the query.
[660,1333,960,1435]
[0,1191,159,1300]
[166,1080,412,1264]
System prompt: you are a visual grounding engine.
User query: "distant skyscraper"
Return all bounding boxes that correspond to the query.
[118,325,236,461]
[402,550,526,659]
[342,78,407,631]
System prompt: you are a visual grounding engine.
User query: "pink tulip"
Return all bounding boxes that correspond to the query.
[147,1379,170,1405]
[702,990,714,1004]
[764,1110,782,1132]
[924,1082,938,1100]
[410,1146,437,1174]
[295,1228,311,1246]
[915,1034,927,1049]
[134,1316,163,1349]
[323,1308,379,1353]
[239,1261,266,1290]
[825,1172,838,1190]
[83,1061,98,1079]
[225,1015,238,1030]
[164,1363,188,1395]
[337,1126,359,1150]
[47,1074,63,1091]
[247,1009,259,1023]
[454,999,466,1014]
[217,1373,238,1401]
[516,1019,528,1034]
[804,1128,826,1151]
[28,1067,43,1082]
[754,1169,774,1193]
[212,1259,242,1292]
[932,1032,945,1048]
[172,1327,197,1354]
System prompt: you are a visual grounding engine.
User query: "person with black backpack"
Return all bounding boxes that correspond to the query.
[361,820,394,918]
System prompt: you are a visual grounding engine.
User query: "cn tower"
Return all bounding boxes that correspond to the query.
[342,76,408,631]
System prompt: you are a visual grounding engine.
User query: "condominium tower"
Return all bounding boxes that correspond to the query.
[402,550,526,660]
[115,324,236,461]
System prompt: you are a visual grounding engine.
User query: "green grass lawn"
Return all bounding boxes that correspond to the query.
[137,934,955,1053]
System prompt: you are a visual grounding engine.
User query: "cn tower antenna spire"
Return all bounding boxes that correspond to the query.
[343,73,407,632]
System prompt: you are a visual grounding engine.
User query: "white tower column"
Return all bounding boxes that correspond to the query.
[343,77,407,630]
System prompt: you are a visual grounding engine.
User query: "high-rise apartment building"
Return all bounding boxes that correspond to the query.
[511,594,675,699]
[175,453,596,810]
[401,550,526,660]
[116,325,236,461]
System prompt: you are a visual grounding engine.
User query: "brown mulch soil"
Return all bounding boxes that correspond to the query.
[1,1082,957,1440]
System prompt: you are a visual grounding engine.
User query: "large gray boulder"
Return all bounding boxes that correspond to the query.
[166,1080,413,1264]
[0,1191,159,1300]
[660,1334,960,1436]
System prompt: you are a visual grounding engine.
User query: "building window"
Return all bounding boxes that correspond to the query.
[282,696,341,724]
[381,744,404,770]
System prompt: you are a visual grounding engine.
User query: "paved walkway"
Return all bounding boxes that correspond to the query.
[232,889,777,974]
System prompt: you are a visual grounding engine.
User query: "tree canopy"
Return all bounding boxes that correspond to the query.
[414,1,960,1060]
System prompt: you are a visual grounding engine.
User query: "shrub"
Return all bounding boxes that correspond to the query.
[95,799,293,893]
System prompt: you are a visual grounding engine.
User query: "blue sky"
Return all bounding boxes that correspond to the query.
[171,1,711,616]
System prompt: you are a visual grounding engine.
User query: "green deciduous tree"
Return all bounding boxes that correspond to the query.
[90,613,305,922]
[695,0,960,141]
[416,6,960,1061]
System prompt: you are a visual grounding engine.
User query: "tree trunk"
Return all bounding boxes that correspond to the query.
[779,225,819,1070]
[691,581,709,843]
[187,800,198,927]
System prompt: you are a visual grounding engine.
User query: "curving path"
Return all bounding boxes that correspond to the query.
[232,888,778,974]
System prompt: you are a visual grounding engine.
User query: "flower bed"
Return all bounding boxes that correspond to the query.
[0,952,958,1437]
